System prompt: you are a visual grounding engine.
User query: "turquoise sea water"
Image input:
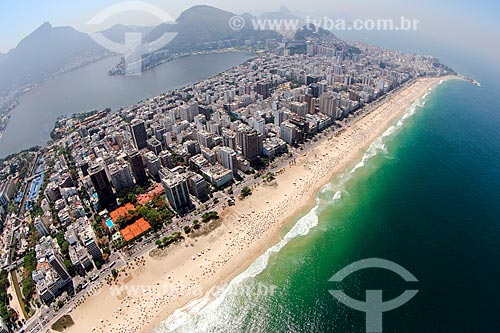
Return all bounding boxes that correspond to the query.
[156,57,500,332]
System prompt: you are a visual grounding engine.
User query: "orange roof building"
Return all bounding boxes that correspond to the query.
[110,203,135,222]
[137,184,165,205]
[120,218,152,242]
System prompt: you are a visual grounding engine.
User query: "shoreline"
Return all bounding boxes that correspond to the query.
[64,76,457,333]
[0,51,254,158]
[109,48,256,76]
[0,53,113,136]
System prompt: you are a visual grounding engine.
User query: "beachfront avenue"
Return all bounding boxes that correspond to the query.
[0,28,455,333]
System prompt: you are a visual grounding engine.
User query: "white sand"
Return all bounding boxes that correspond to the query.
[62,76,454,333]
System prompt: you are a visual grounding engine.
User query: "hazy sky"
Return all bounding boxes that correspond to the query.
[0,0,499,62]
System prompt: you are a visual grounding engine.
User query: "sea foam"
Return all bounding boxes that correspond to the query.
[350,86,433,174]
[154,82,438,332]
[350,136,387,174]
[156,204,320,332]
[333,191,342,201]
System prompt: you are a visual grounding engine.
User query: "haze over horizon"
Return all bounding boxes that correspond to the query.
[1,2,500,333]
[1,0,499,66]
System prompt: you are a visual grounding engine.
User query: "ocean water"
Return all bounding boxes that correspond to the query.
[155,57,500,333]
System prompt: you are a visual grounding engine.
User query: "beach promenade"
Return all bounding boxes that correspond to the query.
[64,76,453,333]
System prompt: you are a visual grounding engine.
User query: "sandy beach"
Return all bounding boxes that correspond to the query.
[63,76,454,333]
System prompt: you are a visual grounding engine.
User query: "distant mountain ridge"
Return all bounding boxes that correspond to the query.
[0,22,107,95]
[100,24,155,44]
[144,5,281,53]
[295,24,335,40]
[0,5,296,96]
[259,6,301,20]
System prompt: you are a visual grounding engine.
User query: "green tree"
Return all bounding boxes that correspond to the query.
[55,232,69,256]
[21,278,34,299]
[127,193,137,204]
[94,259,102,270]
[192,220,201,230]
[241,186,252,197]
[201,211,219,223]
[0,270,15,326]
[64,259,74,276]
[115,216,127,227]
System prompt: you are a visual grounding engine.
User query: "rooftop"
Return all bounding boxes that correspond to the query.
[137,184,165,205]
[120,218,152,242]
[109,203,136,222]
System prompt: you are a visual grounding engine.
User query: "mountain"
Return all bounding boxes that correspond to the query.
[253,7,304,37]
[144,5,281,53]
[0,22,106,95]
[259,6,301,20]
[294,24,335,40]
[99,24,155,44]
[0,5,282,90]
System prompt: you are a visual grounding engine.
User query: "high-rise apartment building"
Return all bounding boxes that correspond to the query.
[130,119,148,150]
